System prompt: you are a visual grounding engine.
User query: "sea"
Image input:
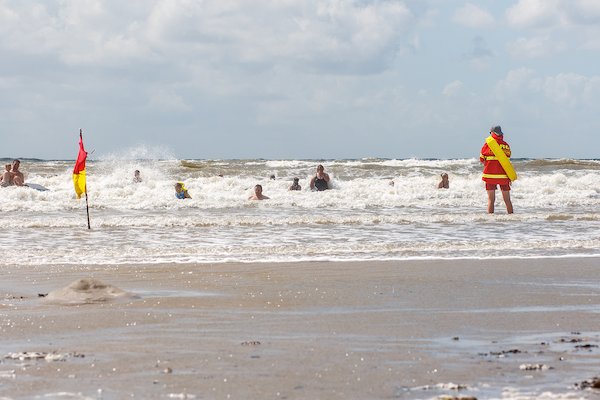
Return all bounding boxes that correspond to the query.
[1,155,599,266]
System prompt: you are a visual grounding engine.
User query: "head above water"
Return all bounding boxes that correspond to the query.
[490,125,503,135]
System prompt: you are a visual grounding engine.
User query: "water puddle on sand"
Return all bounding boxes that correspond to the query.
[408,331,600,399]
[133,289,222,298]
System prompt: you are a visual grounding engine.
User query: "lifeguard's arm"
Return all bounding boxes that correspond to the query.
[480,143,490,163]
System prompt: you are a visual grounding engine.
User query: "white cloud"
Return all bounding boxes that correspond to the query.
[442,80,463,97]
[0,1,417,75]
[147,88,191,112]
[506,0,562,29]
[453,3,494,28]
[505,0,600,58]
[506,0,600,29]
[507,35,566,58]
[541,73,600,106]
[494,68,538,99]
[495,68,600,107]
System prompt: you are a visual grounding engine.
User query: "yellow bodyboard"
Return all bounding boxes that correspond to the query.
[486,136,517,181]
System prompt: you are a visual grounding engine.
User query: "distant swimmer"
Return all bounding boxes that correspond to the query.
[249,184,269,200]
[133,170,142,183]
[175,182,191,199]
[10,160,25,186]
[270,174,276,180]
[1,159,25,187]
[309,164,330,191]
[11,159,25,186]
[438,173,449,189]
[0,164,12,187]
[480,125,514,214]
[289,177,301,191]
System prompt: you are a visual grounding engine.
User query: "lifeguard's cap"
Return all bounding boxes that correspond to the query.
[491,125,503,135]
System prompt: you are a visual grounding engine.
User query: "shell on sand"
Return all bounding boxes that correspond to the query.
[44,278,138,305]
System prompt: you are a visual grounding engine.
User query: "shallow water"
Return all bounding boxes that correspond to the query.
[1,157,599,265]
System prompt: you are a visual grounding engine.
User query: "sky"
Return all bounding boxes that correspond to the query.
[1,0,599,160]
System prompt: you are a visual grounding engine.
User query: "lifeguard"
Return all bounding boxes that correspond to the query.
[480,125,514,214]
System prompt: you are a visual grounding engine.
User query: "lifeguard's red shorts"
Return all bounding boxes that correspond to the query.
[486,183,510,191]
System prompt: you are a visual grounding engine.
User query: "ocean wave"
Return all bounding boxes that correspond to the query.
[522,158,600,170]
[3,156,600,264]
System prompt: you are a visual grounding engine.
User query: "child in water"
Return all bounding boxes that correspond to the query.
[289,177,301,191]
[175,182,191,199]
[0,164,12,187]
[133,170,142,183]
[438,173,449,189]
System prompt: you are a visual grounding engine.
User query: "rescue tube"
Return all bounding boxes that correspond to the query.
[485,136,517,181]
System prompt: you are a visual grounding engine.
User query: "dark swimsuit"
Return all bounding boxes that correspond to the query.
[313,176,328,191]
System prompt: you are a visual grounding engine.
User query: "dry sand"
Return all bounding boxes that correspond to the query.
[1,258,599,399]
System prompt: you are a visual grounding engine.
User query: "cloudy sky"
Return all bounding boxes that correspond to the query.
[1,0,599,160]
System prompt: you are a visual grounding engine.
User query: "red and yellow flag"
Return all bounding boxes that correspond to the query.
[73,132,87,199]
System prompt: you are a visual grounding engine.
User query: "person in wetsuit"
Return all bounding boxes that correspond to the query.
[309,164,330,191]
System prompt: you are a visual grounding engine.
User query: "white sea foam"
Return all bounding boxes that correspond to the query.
[1,156,599,265]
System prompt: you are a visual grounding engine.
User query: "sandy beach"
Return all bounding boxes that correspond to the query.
[1,258,599,399]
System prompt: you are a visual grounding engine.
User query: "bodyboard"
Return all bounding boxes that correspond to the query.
[26,183,50,191]
[485,136,517,181]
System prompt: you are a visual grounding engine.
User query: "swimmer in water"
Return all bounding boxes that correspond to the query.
[175,182,191,199]
[249,184,269,200]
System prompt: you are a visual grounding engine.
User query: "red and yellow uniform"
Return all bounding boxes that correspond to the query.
[480,133,511,185]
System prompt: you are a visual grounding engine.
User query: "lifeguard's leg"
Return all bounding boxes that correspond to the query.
[501,190,513,214]
[487,190,495,214]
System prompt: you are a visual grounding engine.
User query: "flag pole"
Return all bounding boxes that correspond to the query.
[81,129,91,230]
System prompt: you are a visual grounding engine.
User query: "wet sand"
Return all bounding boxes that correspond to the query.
[1,258,599,399]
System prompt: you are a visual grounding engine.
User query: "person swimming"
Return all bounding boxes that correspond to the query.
[309,165,330,191]
[133,170,142,183]
[438,173,449,189]
[0,164,12,187]
[10,159,25,186]
[289,177,301,191]
[175,182,191,199]
[249,184,269,200]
